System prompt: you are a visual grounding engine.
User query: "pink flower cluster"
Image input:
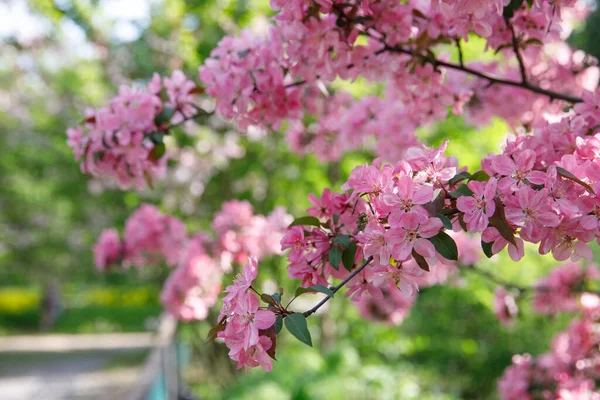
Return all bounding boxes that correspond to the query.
[533,262,600,315]
[280,143,488,324]
[66,71,199,189]
[498,318,600,400]
[212,201,293,270]
[93,204,187,270]
[94,202,292,323]
[217,258,277,372]
[196,0,595,161]
[198,29,303,130]
[160,235,223,321]
[497,261,600,398]
[493,287,519,327]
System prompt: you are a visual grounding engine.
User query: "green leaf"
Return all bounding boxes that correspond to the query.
[274,315,283,334]
[272,293,281,303]
[428,231,459,261]
[481,241,494,259]
[260,293,278,307]
[333,234,350,248]
[148,143,166,162]
[329,245,343,270]
[503,0,523,18]
[436,214,453,230]
[154,106,176,126]
[469,170,490,182]
[288,216,322,228]
[295,284,334,297]
[450,184,474,198]
[556,166,595,195]
[412,249,430,272]
[449,171,471,186]
[284,313,312,347]
[342,242,357,271]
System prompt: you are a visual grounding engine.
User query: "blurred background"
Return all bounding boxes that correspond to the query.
[1,0,600,399]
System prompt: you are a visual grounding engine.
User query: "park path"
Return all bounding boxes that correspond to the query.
[0,333,153,400]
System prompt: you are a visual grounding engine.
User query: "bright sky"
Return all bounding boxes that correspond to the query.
[0,0,157,44]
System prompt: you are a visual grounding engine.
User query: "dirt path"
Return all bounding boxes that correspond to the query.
[0,334,152,400]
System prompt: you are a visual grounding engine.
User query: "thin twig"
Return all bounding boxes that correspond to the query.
[505,17,528,84]
[455,38,464,68]
[380,44,583,104]
[464,265,529,293]
[303,256,374,317]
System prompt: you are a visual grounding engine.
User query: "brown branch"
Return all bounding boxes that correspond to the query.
[376,44,583,103]
[287,8,584,104]
[303,256,374,317]
[505,17,528,84]
[455,38,465,68]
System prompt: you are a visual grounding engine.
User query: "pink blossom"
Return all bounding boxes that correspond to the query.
[371,262,424,297]
[356,222,393,266]
[222,257,259,313]
[230,292,276,350]
[222,332,273,373]
[493,287,519,326]
[160,250,222,321]
[123,204,188,267]
[497,354,533,400]
[456,178,497,233]
[533,262,599,315]
[504,187,560,242]
[385,211,443,261]
[93,229,123,271]
[280,226,307,263]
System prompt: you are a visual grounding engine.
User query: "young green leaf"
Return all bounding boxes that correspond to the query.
[333,234,350,248]
[148,143,166,162]
[469,170,490,182]
[450,184,474,198]
[154,106,176,126]
[284,313,312,347]
[295,284,334,298]
[481,240,494,259]
[329,245,343,270]
[428,231,459,261]
[342,242,357,271]
[448,171,471,186]
[274,315,283,334]
[288,216,322,228]
[436,214,453,230]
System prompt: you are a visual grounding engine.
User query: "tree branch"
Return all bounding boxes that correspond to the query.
[464,265,529,293]
[303,256,374,317]
[379,44,583,104]
[455,38,465,68]
[505,17,528,84]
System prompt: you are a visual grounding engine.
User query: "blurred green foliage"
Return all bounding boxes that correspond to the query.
[1,0,599,399]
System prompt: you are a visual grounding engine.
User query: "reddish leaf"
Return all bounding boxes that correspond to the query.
[489,198,517,246]
[259,326,278,360]
[204,320,227,344]
[412,249,430,272]
[556,167,595,195]
[189,86,205,95]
